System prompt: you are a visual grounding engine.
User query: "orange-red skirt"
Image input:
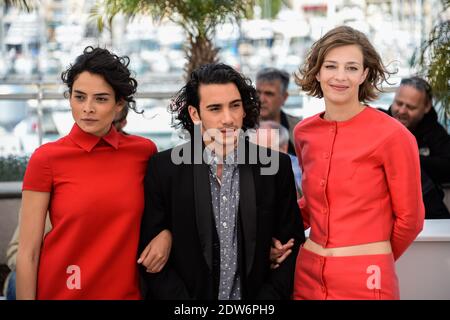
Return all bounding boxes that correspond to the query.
[293,246,400,300]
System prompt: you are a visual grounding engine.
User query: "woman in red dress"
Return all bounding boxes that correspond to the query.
[292,26,424,299]
[16,47,170,299]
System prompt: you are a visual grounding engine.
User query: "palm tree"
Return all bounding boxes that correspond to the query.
[95,0,254,77]
[256,0,284,19]
[413,0,449,124]
[1,0,34,11]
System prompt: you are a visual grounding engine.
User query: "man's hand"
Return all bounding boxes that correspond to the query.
[137,229,172,273]
[270,237,294,269]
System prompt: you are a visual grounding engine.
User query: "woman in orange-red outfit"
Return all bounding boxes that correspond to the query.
[16,47,171,300]
[292,26,424,300]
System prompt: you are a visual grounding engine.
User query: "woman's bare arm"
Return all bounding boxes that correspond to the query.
[16,190,50,300]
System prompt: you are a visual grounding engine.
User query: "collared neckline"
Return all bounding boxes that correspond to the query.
[204,144,239,166]
[205,145,239,185]
[68,123,120,152]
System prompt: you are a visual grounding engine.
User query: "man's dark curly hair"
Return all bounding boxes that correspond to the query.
[170,63,260,136]
[61,46,139,112]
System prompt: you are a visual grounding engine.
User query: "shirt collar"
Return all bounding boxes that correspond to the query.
[207,149,240,186]
[68,123,120,152]
[204,145,239,165]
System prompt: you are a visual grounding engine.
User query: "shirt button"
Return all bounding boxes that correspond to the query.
[321,286,326,292]
[222,196,227,201]
[320,179,326,186]
[323,152,329,159]
[322,208,328,214]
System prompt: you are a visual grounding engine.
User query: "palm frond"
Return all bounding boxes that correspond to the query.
[1,0,35,12]
[95,0,254,77]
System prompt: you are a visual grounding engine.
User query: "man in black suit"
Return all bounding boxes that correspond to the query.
[139,63,304,300]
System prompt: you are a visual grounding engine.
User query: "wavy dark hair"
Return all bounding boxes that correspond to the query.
[170,63,260,136]
[61,46,139,113]
[295,26,394,102]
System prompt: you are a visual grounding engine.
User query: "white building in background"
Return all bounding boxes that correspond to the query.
[290,0,445,40]
[288,0,446,75]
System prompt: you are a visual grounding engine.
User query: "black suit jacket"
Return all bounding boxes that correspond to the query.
[139,140,304,300]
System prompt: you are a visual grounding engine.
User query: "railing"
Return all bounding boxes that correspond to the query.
[0,81,399,147]
[0,182,21,199]
[0,83,183,146]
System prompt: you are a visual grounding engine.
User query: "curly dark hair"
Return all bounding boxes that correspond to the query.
[61,46,139,113]
[170,63,260,136]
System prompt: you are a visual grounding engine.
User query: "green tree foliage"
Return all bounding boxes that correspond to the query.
[95,0,254,77]
[256,0,284,19]
[0,155,28,181]
[1,0,35,11]
[414,0,449,124]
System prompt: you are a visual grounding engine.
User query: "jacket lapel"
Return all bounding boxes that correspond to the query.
[193,162,214,272]
[239,163,257,276]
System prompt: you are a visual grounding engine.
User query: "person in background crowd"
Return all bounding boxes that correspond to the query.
[253,120,302,197]
[387,76,450,219]
[256,68,301,155]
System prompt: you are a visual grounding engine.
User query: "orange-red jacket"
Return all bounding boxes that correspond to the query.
[294,106,424,260]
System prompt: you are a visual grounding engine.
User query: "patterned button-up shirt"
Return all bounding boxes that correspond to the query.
[205,147,241,300]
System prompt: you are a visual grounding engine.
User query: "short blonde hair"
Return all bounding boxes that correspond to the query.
[295,26,393,102]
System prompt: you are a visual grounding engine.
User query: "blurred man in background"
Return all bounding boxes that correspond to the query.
[388,76,450,219]
[254,120,302,198]
[256,68,301,156]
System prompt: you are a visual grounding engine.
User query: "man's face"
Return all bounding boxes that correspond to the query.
[188,83,245,152]
[391,85,431,130]
[256,80,288,121]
